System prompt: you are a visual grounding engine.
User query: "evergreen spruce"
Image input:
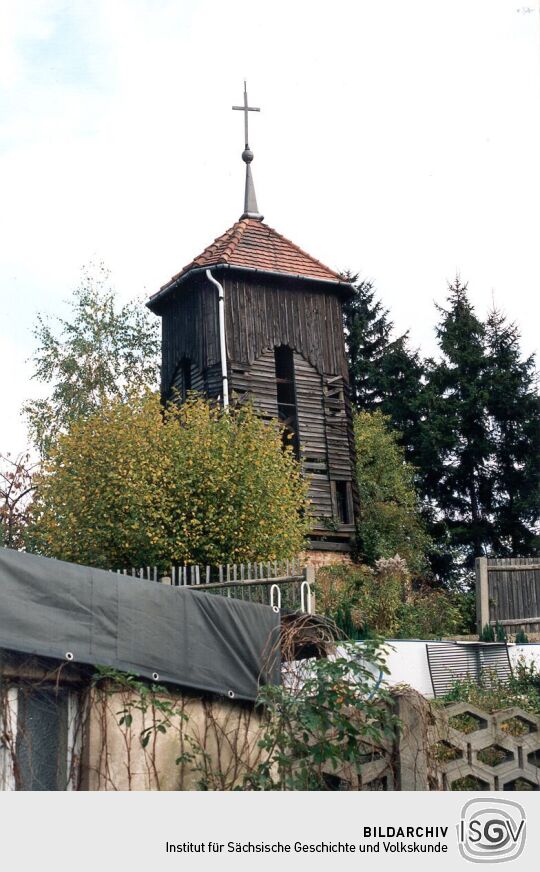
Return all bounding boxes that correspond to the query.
[424,278,492,569]
[342,272,538,585]
[377,335,426,466]
[484,307,540,555]
[342,276,394,410]
[342,276,426,463]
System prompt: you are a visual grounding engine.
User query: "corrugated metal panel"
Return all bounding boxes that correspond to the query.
[426,642,512,697]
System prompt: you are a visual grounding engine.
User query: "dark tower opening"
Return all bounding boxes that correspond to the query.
[170,356,193,403]
[181,358,192,400]
[274,345,300,459]
[334,480,352,525]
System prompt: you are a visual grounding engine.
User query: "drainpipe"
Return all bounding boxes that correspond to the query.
[205,269,229,408]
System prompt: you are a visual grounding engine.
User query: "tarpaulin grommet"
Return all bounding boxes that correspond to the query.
[228,690,235,699]
[0,546,281,701]
[65,651,74,661]
[272,605,279,613]
[152,672,159,681]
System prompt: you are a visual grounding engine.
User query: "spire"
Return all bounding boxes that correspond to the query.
[232,81,263,221]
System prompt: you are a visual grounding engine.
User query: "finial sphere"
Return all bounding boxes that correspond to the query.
[242,147,254,164]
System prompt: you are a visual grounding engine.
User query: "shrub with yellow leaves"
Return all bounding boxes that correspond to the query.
[29,392,311,569]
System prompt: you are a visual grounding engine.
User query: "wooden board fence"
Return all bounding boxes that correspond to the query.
[476,557,540,634]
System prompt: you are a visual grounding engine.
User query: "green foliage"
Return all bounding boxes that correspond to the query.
[480,623,495,642]
[29,393,310,568]
[479,622,506,642]
[342,277,394,410]
[243,641,397,790]
[515,629,529,644]
[419,282,539,576]
[315,560,468,639]
[450,776,489,791]
[354,410,431,576]
[496,622,507,643]
[484,307,540,556]
[439,657,540,716]
[315,560,406,638]
[342,275,427,465]
[397,588,464,639]
[423,278,492,570]
[343,275,539,585]
[23,262,160,456]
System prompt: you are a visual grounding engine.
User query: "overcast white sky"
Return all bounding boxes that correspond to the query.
[1,0,539,455]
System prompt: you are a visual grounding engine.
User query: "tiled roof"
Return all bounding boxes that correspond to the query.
[153,218,346,300]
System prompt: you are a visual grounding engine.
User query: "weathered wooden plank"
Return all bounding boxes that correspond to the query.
[482,558,540,630]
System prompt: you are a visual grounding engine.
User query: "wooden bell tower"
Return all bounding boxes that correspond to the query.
[147,84,357,551]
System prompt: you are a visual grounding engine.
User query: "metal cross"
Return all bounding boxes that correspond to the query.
[232,81,260,149]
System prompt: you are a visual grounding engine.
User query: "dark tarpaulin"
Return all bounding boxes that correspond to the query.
[0,548,280,701]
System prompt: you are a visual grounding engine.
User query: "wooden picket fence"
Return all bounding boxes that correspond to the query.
[114,558,314,613]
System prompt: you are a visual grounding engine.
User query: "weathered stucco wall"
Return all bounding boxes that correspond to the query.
[82,684,266,791]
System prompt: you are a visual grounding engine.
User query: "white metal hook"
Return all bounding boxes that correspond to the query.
[270,583,281,611]
[300,580,312,614]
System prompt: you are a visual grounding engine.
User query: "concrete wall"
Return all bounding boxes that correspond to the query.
[354,640,540,699]
[82,684,266,791]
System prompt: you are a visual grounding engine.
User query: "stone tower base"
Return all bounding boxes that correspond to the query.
[300,549,354,572]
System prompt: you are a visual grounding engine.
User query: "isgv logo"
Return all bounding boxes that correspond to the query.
[458,798,526,863]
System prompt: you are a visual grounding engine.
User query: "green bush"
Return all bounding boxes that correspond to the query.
[479,622,507,643]
[316,560,470,639]
[439,658,540,716]
[480,623,495,642]
[243,640,398,790]
[29,393,311,568]
[354,411,431,576]
[397,588,463,639]
[315,557,409,638]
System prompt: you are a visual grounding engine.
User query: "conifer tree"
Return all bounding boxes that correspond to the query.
[343,272,540,583]
[484,307,540,555]
[342,276,394,410]
[342,277,426,458]
[377,335,426,467]
[425,278,493,567]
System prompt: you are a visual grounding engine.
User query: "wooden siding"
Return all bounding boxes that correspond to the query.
[323,375,353,481]
[160,271,350,395]
[230,351,279,420]
[160,276,220,396]
[170,359,205,399]
[224,275,348,378]
[158,270,356,541]
[293,352,333,520]
[230,348,354,526]
[169,358,221,402]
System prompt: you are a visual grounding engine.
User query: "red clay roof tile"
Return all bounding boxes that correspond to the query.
[154,219,345,299]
